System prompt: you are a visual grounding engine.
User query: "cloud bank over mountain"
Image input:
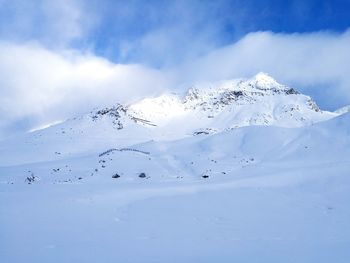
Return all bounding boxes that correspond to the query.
[178,30,350,109]
[0,42,172,137]
[0,1,349,137]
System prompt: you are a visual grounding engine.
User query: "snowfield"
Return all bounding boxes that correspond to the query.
[1,74,350,262]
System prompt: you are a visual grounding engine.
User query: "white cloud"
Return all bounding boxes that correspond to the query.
[1,29,350,138]
[0,0,95,46]
[0,42,173,137]
[40,0,88,44]
[178,30,350,109]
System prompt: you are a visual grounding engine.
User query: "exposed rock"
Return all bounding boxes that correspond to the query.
[112,173,120,179]
[25,174,38,184]
[138,173,146,178]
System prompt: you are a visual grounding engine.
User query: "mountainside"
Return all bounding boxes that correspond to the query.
[129,72,334,131]
[93,72,337,138]
[335,104,350,115]
[0,110,349,185]
[0,73,339,166]
[1,74,350,263]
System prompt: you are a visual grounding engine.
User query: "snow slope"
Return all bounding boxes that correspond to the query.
[0,111,349,185]
[0,74,350,263]
[335,104,350,115]
[0,73,338,166]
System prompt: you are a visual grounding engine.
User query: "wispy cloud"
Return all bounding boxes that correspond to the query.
[0,0,95,46]
[1,29,349,138]
[0,41,172,138]
[177,30,350,110]
[0,1,349,137]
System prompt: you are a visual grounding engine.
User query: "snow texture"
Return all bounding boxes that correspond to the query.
[0,73,350,262]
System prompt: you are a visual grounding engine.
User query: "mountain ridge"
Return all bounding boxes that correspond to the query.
[0,73,345,168]
[90,72,337,135]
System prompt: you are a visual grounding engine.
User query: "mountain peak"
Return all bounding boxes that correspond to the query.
[248,72,285,91]
[99,73,335,133]
[254,72,275,82]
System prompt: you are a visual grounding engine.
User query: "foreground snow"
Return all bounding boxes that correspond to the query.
[1,113,350,262]
[1,164,350,263]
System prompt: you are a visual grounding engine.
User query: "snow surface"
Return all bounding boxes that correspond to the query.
[1,74,350,262]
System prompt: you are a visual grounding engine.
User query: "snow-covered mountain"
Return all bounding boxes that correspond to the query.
[129,72,334,131]
[0,73,340,167]
[1,73,350,263]
[335,104,350,115]
[95,72,337,137]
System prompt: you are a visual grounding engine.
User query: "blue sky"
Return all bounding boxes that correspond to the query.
[1,0,350,65]
[0,0,349,137]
